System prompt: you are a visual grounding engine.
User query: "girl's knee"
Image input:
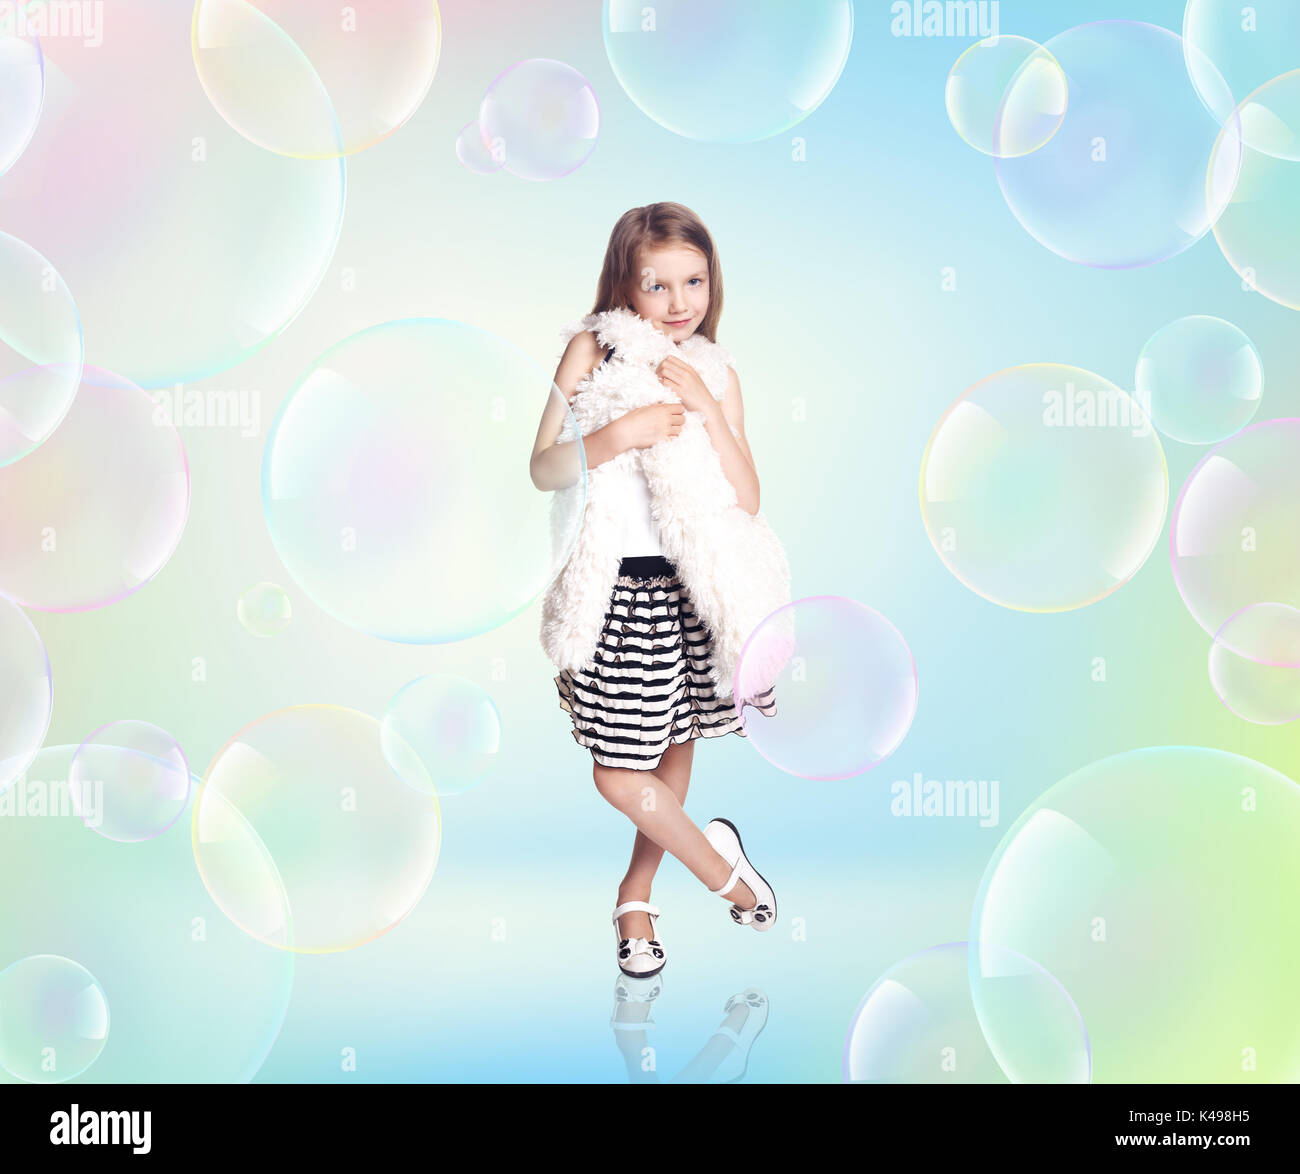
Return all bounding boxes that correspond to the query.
[593,764,637,807]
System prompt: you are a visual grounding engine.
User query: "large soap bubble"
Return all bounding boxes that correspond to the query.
[1171,418,1300,664]
[192,0,441,159]
[995,21,1241,268]
[843,942,1090,1083]
[602,0,852,143]
[0,0,344,388]
[0,30,42,177]
[262,318,584,643]
[193,705,441,953]
[920,364,1167,612]
[972,747,1300,1081]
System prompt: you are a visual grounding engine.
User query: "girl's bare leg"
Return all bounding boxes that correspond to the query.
[615,739,693,939]
[596,740,756,941]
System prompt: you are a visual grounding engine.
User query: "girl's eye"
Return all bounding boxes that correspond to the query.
[688,277,703,286]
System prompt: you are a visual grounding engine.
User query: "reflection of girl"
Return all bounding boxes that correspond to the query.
[530,202,792,978]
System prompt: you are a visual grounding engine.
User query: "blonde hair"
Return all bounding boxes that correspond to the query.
[591,202,723,342]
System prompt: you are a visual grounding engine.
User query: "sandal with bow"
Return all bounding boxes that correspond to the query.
[612,900,666,977]
[704,818,777,930]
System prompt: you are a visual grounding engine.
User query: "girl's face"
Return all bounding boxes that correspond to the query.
[628,244,710,342]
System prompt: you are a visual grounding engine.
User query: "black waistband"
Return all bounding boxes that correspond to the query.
[618,555,676,578]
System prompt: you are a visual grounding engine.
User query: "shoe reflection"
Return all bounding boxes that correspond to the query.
[609,975,770,1083]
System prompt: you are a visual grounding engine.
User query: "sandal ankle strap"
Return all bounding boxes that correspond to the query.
[708,859,744,897]
[612,900,660,921]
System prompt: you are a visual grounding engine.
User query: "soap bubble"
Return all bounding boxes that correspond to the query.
[1134,315,1262,445]
[70,720,191,843]
[843,942,1090,1083]
[602,0,852,143]
[0,31,42,177]
[262,319,584,643]
[478,58,598,180]
[0,592,51,793]
[0,744,293,1082]
[972,747,1300,1081]
[192,0,441,159]
[0,232,83,468]
[382,674,501,797]
[0,366,189,611]
[995,21,1241,268]
[1208,603,1300,724]
[946,35,1067,158]
[920,364,1167,611]
[735,597,916,780]
[455,119,503,173]
[1209,71,1300,309]
[0,955,108,1083]
[193,705,441,953]
[1171,418,1300,662]
[0,0,344,387]
[1184,0,1300,158]
[237,582,292,637]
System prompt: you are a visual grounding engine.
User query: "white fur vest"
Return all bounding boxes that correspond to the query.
[539,308,793,701]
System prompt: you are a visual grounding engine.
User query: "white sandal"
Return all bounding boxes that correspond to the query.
[612,900,666,977]
[704,818,777,930]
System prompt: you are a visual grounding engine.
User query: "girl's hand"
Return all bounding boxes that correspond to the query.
[618,402,686,449]
[655,355,717,415]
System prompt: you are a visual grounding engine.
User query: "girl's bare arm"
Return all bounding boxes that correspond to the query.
[529,331,631,491]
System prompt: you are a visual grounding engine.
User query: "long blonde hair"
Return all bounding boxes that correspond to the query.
[590,202,723,342]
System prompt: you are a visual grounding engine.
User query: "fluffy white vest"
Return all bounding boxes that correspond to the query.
[539,308,792,701]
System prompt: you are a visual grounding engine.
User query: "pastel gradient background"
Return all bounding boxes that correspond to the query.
[3,0,1299,1083]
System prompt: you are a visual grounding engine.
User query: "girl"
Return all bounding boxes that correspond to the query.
[530,202,793,979]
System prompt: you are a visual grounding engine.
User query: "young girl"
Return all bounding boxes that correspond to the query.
[530,202,792,979]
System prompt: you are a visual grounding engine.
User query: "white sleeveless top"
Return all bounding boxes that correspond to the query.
[621,461,662,556]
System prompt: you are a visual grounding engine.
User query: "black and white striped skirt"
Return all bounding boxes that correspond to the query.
[555,555,778,771]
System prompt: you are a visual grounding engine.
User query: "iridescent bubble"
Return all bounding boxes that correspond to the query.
[455,119,503,174]
[0,31,42,177]
[602,0,852,143]
[1185,0,1300,158]
[0,955,108,1083]
[381,674,501,797]
[1171,418,1300,663]
[0,366,190,612]
[193,705,442,953]
[920,364,1168,612]
[972,747,1300,1081]
[0,232,82,467]
[0,0,344,388]
[193,0,440,159]
[735,597,916,781]
[995,21,1241,268]
[1209,604,1300,724]
[0,592,51,793]
[478,59,598,181]
[0,744,293,1082]
[262,319,584,643]
[1210,71,1300,309]
[70,720,190,843]
[843,943,1090,1083]
[1134,315,1262,445]
[237,581,292,637]
[946,35,1067,158]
